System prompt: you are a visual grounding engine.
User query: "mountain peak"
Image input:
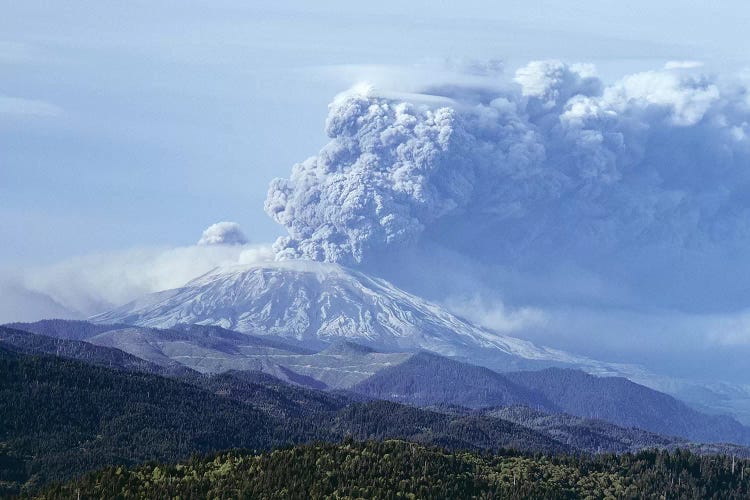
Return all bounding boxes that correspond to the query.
[193,259,349,284]
[91,260,593,370]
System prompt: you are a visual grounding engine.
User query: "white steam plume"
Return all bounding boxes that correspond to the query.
[197,221,248,245]
[0,223,273,322]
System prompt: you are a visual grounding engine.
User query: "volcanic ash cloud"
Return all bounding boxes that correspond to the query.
[265,60,750,305]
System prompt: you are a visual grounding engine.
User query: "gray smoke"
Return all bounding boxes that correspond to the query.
[265,61,750,308]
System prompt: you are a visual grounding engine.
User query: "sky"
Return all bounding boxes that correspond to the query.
[3,1,750,382]
[3,0,749,266]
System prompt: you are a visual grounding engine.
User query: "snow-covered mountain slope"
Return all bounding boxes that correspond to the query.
[91,260,597,370]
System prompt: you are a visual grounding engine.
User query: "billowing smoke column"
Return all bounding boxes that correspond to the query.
[264,77,550,264]
[265,61,750,305]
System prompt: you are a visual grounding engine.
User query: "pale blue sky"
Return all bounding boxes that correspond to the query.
[3,1,749,266]
[4,1,750,383]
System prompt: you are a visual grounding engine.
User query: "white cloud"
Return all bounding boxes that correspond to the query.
[443,294,547,333]
[0,221,274,324]
[0,94,62,117]
[313,59,509,97]
[197,221,248,246]
[608,70,719,125]
[705,311,750,346]
[0,279,79,324]
[664,60,704,70]
[6,243,274,321]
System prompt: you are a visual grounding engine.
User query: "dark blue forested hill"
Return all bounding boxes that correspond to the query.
[351,351,750,445]
[8,319,313,355]
[0,325,193,377]
[9,319,749,448]
[505,368,750,446]
[350,351,556,410]
[0,347,569,495]
[0,346,279,495]
[4,329,750,496]
[6,320,319,378]
[5,319,122,341]
[195,370,352,417]
[484,406,750,458]
[5,320,750,496]
[484,405,679,454]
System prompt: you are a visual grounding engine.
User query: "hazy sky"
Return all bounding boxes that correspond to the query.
[4,2,750,382]
[2,1,749,266]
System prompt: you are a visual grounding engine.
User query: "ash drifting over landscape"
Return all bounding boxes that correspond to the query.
[266,61,750,310]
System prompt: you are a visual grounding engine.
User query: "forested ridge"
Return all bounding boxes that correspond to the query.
[0,348,564,495]
[0,348,281,495]
[4,336,750,498]
[350,352,750,446]
[35,440,750,499]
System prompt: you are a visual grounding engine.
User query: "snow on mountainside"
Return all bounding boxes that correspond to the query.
[99,259,750,414]
[91,260,623,374]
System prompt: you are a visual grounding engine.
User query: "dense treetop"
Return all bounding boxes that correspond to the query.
[36,440,750,499]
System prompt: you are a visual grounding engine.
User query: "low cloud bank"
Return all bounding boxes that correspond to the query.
[444,293,548,333]
[0,223,273,323]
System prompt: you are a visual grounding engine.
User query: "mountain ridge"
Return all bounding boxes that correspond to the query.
[89,260,631,376]
[348,351,750,445]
